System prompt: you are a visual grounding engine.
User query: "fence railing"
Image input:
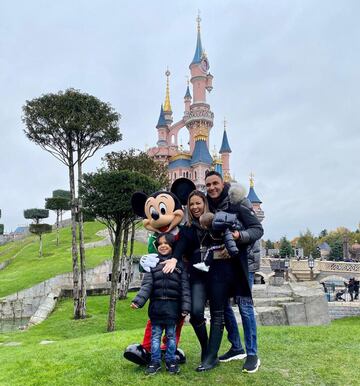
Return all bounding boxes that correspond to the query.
[261,258,360,274]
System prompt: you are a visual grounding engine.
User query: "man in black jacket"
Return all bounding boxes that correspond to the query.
[198,171,263,374]
[132,233,191,375]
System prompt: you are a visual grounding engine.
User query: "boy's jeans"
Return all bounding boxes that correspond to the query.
[151,323,176,363]
[224,272,257,355]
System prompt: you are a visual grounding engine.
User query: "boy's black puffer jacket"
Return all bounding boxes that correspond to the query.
[132,255,191,325]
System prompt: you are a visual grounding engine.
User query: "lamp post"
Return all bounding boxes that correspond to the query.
[308,254,315,280]
[284,255,290,281]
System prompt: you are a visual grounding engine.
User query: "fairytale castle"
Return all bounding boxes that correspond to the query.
[147,16,264,221]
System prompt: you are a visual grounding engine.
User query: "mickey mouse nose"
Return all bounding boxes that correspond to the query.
[151,211,159,220]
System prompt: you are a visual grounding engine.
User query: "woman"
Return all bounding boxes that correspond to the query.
[173,190,210,362]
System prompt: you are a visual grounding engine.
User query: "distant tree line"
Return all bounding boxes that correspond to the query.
[265,225,360,261]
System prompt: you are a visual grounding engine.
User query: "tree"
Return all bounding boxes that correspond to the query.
[279,236,293,257]
[24,208,52,256]
[81,169,160,332]
[0,209,3,235]
[319,229,328,238]
[23,89,121,319]
[328,240,343,261]
[265,239,274,254]
[297,229,318,257]
[45,190,71,246]
[102,149,169,256]
[103,149,169,188]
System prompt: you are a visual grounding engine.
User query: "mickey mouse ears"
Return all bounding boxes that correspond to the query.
[171,178,196,205]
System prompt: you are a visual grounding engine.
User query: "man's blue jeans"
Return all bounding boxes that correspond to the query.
[151,323,176,363]
[223,272,257,355]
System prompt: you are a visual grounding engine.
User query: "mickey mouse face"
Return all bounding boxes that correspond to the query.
[131,178,196,234]
[143,192,183,233]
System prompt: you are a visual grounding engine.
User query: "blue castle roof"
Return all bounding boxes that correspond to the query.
[191,29,203,65]
[156,105,167,128]
[168,158,191,169]
[215,162,223,176]
[219,130,232,153]
[191,139,213,165]
[184,85,192,99]
[247,187,262,204]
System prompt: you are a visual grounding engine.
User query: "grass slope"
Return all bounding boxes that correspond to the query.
[0,222,147,298]
[0,295,359,386]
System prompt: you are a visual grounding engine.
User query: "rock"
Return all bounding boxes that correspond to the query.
[4,341,22,346]
[39,340,55,345]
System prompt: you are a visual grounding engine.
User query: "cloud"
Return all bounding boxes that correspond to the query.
[0,0,359,240]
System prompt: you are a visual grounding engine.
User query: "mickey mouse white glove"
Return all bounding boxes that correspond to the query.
[139,254,159,273]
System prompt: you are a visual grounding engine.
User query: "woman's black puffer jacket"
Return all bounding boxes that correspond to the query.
[132,255,191,325]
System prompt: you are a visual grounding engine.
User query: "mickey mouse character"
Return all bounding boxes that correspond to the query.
[123,178,195,366]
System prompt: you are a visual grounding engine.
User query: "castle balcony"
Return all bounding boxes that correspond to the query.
[185,109,214,126]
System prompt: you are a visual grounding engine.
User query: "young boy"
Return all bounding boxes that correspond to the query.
[194,211,244,272]
[131,233,191,375]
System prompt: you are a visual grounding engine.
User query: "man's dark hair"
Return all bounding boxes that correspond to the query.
[155,232,176,248]
[205,170,223,180]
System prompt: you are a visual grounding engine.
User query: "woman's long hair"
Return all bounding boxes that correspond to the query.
[187,190,209,226]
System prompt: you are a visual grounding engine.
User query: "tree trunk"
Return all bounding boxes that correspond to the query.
[68,144,80,319]
[119,221,132,299]
[77,151,86,319]
[56,209,60,246]
[107,221,123,332]
[39,234,42,257]
[129,220,135,257]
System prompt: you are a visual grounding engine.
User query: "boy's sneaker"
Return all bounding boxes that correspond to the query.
[145,361,161,376]
[166,360,180,375]
[219,348,247,362]
[193,262,210,272]
[242,355,260,373]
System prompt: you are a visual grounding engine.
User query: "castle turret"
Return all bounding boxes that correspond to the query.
[156,105,168,147]
[219,119,232,182]
[247,173,264,222]
[212,146,223,176]
[163,69,173,125]
[190,128,213,188]
[186,14,214,156]
[184,80,192,115]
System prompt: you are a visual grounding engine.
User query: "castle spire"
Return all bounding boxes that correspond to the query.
[156,105,166,128]
[219,119,232,153]
[164,68,172,112]
[247,173,262,203]
[184,78,192,99]
[191,12,203,65]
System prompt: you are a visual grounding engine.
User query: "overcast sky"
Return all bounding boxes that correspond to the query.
[1,0,359,240]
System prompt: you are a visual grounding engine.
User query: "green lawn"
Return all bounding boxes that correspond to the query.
[0,295,359,386]
[0,222,147,298]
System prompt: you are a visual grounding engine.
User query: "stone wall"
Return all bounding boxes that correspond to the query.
[0,260,113,321]
[328,302,360,320]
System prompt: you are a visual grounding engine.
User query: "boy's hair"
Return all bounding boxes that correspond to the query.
[199,212,214,229]
[205,170,223,180]
[155,232,176,248]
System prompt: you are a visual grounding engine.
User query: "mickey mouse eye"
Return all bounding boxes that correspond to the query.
[159,202,167,215]
[149,206,157,215]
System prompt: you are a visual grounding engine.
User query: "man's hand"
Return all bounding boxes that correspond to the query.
[232,230,240,240]
[161,257,177,274]
[130,303,139,309]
